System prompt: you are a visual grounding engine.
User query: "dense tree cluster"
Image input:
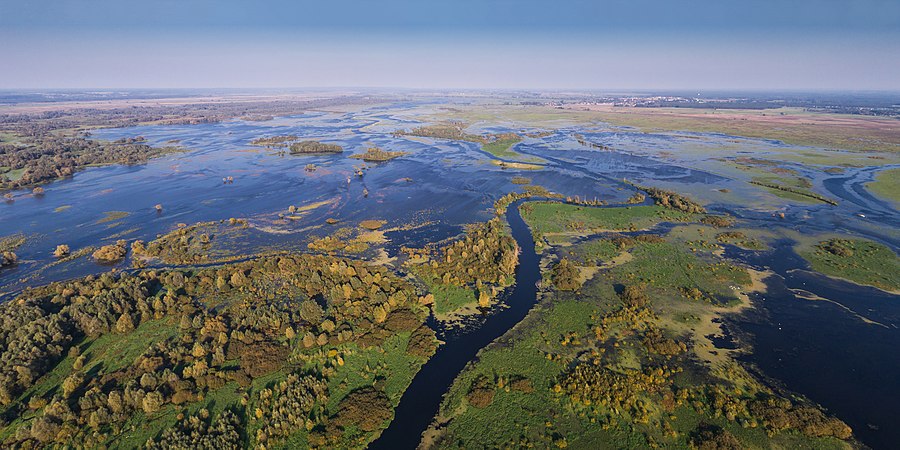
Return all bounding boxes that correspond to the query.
[395,123,479,142]
[249,135,299,147]
[0,251,16,267]
[699,215,735,228]
[0,251,435,448]
[557,363,675,424]
[146,409,242,450]
[685,387,852,439]
[289,141,343,155]
[251,373,328,447]
[92,240,128,263]
[550,258,581,291]
[411,219,518,308]
[690,424,741,450]
[0,135,179,190]
[396,124,521,151]
[349,146,406,162]
[630,185,707,214]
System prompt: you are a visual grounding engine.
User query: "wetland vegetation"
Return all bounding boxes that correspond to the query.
[0,91,897,449]
[0,253,436,448]
[428,202,853,449]
[799,238,900,292]
[0,134,181,191]
[350,147,407,162]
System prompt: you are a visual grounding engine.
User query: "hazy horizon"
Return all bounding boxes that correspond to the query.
[2,0,899,91]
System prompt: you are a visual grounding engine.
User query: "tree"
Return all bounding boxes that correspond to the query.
[373,305,388,324]
[299,299,324,324]
[53,244,70,258]
[62,372,83,398]
[478,289,491,308]
[142,391,164,413]
[551,258,581,291]
[116,312,135,333]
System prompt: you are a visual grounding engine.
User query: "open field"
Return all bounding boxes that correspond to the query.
[435,104,900,154]
[797,237,900,293]
[866,167,900,207]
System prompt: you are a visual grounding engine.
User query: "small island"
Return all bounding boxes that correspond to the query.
[289,140,343,154]
[249,135,299,147]
[350,146,407,162]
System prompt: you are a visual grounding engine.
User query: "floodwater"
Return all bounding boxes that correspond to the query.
[1,102,898,448]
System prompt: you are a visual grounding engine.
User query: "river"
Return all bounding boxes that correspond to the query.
[370,199,541,449]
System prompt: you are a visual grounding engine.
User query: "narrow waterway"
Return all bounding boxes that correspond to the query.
[370,199,541,449]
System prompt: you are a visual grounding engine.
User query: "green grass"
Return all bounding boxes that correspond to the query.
[611,241,750,304]
[799,238,900,292]
[866,167,900,208]
[295,332,427,448]
[1,167,25,182]
[570,239,621,264]
[480,135,544,163]
[429,282,477,315]
[434,227,850,449]
[82,318,179,373]
[438,300,609,449]
[520,202,693,237]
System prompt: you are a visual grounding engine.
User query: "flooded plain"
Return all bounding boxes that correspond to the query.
[1,102,898,448]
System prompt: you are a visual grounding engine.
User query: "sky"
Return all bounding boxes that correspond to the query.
[1,0,898,90]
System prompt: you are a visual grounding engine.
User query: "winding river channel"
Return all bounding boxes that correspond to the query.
[371,199,540,449]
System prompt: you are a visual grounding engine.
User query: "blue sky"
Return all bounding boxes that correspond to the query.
[1,0,898,90]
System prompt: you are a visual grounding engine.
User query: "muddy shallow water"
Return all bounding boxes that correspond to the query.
[1,102,898,448]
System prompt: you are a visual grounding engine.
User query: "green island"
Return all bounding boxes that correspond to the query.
[521,202,694,249]
[798,237,900,292]
[866,167,900,208]
[350,146,407,162]
[0,134,182,191]
[289,141,344,155]
[427,201,854,449]
[249,135,300,147]
[396,124,538,162]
